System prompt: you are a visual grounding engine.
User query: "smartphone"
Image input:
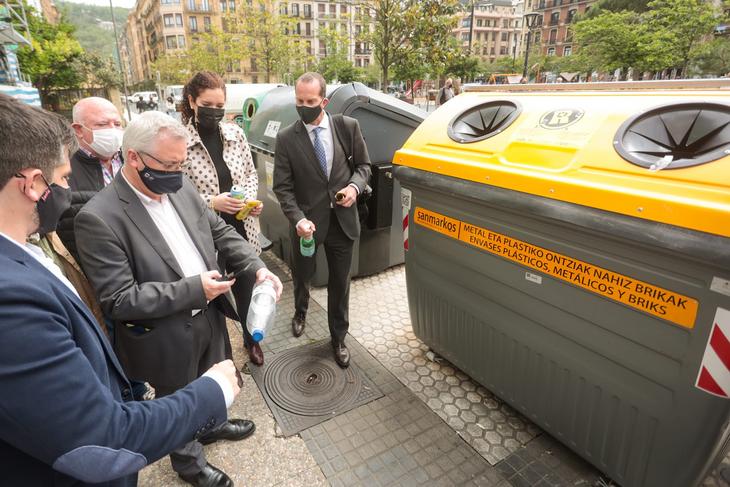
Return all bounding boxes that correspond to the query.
[216,272,235,282]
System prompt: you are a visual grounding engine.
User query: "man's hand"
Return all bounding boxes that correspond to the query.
[255,268,283,301]
[200,270,235,301]
[213,193,246,215]
[205,359,241,398]
[335,185,358,208]
[296,219,316,238]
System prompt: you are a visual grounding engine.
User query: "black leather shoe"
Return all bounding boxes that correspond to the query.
[333,342,350,368]
[198,419,255,445]
[292,312,306,337]
[246,341,264,366]
[179,463,233,487]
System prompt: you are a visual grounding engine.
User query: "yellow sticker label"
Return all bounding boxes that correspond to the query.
[414,207,698,329]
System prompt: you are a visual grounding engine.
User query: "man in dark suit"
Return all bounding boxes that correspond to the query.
[0,93,241,487]
[57,97,124,261]
[273,72,371,368]
[75,111,283,487]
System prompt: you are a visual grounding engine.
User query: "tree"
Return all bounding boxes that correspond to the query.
[317,27,360,83]
[365,0,459,91]
[16,7,85,95]
[572,10,652,79]
[446,54,481,83]
[644,0,721,76]
[691,37,730,76]
[228,0,311,83]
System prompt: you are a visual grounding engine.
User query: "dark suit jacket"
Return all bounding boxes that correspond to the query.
[273,114,371,242]
[74,173,265,389]
[0,235,227,487]
[58,149,120,262]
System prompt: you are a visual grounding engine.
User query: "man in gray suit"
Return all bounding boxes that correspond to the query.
[273,72,371,368]
[75,112,282,487]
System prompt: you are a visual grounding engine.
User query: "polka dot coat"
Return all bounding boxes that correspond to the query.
[184,121,262,255]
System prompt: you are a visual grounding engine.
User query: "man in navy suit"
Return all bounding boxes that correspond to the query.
[0,94,241,486]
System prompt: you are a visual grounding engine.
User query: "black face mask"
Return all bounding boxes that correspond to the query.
[296,104,322,125]
[196,106,225,130]
[36,183,72,235]
[138,163,184,194]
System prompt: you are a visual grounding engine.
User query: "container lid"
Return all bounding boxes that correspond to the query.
[394,89,730,238]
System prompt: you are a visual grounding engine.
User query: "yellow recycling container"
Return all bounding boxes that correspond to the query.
[393,80,730,487]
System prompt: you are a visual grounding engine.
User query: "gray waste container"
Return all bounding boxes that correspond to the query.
[394,82,730,487]
[248,82,426,285]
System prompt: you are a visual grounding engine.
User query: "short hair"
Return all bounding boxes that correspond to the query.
[72,96,117,125]
[182,71,226,124]
[122,111,188,157]
[48,112,78,164]
[296,72,326,99]
[0,94,63,189]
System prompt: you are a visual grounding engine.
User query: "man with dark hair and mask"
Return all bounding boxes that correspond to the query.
[273,72,371,369]
[57,97,124,262]
[75,111,283,487]
[0,93,244,487]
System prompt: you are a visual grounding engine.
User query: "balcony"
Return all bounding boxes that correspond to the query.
[354,48,372,55]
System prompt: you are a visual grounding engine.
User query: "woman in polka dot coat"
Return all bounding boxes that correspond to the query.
[181,71,266,365]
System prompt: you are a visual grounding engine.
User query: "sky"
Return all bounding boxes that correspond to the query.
[62,0,136,10]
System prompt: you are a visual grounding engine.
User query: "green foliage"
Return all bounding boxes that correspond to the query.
[57,1,128,60]
[691,37,730,76]
[365,0,460,90]
[317,27,361,83]
[228,0,312,82]
[571,0,726,78]
[446,54,481,82]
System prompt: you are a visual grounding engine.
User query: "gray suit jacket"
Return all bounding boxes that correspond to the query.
[75,173,265,387]
[273,114,371,242]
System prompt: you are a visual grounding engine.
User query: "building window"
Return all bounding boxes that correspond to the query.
[329,4,335,16]
[549,29,557,43]
[461,33,469,41]
[490,47,495,55]
[166,35,177,48]
[492,31,496,40]
[204,16,211,31]
[201,0,209,10]
[563,45,572,56]
[164,14,174,26]
[292,4,299,16]
[534,31,541,43]
[219,0,226,11]
[305,22,311,36]
[304,4,311,17]
[550,11,559,25]
[364,58,369,67]
[477,19,482,27]
[501,32,508,41]
[178,34,186,47]
[462,19,471,28]
[502,19,508,28]
[547,47,555,55]
[318,4,325,15]
[340,4,346,14]
[176,13,183,25]
[279,3,287,15]
[188,0,195,9]
[500,46,507,55]
[189,16,198,31]
[228,0,234,11]
[567,9,576,23]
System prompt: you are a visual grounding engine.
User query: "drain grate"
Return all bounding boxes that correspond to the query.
[251,339,383,436]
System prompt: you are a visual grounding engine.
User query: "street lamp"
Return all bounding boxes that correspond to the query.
[522,12,541,82]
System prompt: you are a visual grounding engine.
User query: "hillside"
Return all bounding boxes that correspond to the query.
[57,1,130,60]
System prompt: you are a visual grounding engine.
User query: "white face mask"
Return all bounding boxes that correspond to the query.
[86,127,123,159]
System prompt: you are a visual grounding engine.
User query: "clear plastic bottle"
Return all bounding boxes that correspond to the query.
[300,236,315,257]
[246,280,277,342]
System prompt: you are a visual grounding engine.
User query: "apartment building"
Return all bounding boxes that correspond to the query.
[454,0,523,63]
[121,0,375,85]
[525,0,596,57]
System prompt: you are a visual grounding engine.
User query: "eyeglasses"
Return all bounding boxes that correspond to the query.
[137,151,185,171]
[15,172,52,202]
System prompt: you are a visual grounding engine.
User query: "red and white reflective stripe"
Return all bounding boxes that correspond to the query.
[400,188,411,251]
[403,211,409,250]
[696,307,730,398]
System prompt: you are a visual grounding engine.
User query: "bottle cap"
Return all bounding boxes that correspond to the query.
[252,330,264,342]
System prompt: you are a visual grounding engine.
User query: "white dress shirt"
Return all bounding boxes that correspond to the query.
[305,112,334,177]
[1,232,79,298]
[121,171,209,315]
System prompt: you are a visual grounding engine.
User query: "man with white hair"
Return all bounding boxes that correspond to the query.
[57,96,124,261]
[75,111,282,487]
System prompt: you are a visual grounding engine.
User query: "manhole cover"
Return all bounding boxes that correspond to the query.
[251,339,383,436]
[264,346,360,416]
